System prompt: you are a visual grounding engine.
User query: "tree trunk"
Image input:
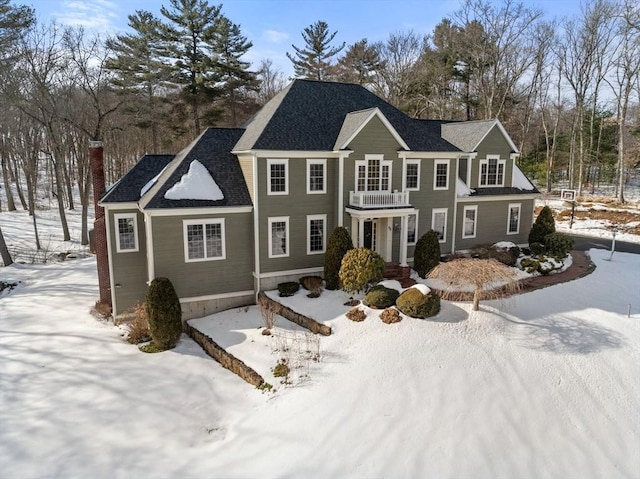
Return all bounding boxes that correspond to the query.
[0,226,13,266]
[51,153,71,241]
[1,156,16,211]
[472,288,480,311]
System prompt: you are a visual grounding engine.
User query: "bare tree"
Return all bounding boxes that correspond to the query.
[255,59,286,105]
[0,225,13,266]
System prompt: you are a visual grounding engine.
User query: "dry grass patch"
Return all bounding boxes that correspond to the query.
[346,307,366,322]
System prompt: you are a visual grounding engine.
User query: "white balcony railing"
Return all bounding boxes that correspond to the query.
[349,190,410,208]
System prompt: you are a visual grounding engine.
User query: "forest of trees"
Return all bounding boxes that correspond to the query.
[0,0,639,254]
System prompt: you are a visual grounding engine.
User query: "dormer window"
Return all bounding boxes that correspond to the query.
[479,156,505,187]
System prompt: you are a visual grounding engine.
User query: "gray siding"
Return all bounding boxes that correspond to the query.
[109,209,148,316]
[256,157,337,273]
[470,126,514,189]
[455,199,534,250]
[151,212,254,298]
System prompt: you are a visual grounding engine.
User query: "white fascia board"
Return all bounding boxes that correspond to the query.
[178,290,254,304]
[402,151,462,159]
[337,108,410,151]
[456,193,540,203]
[345,207,416,219]
[99,201,139,210]
[143,206,253,217]
[254,267,324,279]
[232,149,338,158]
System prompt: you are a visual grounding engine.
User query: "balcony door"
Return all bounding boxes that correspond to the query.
[363,220,377,250]
[356,155,392,192]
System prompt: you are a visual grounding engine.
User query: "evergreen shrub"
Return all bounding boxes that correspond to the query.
[529,242,546,256]
[324,227,354,290]
[363,285,399,309]
[145,277,182,350]
[339,247,385,294]
[395,288,440,319]
[545,232,574,258]
[277,281,299,297]
[414,230,441,278]
[529,206,556,245]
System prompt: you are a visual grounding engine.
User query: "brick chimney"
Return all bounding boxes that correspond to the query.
[89,140,111,310]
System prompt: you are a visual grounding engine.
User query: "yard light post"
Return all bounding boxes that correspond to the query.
[609,228,618,261]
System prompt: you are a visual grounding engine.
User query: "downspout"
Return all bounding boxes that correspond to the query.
[144,210,155,283]
[103,207,117,314]
[451,156,460,254]
[338,153,344,227]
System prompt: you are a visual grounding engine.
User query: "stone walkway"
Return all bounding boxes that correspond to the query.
[519,250,595,293]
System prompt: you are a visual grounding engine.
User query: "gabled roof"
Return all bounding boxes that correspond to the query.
[333,108,409,151]
[101,154,174,204]
[441,119,519,154]
[140,127,252,209]
[234,79,460,153]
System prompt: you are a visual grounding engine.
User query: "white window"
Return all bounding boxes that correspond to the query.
[268,216,289,258]
[306,159,326,194]
[463,205,478,239]
[355,155,392,192]
[307,214,326,254]
[433,159,450,190]
[407,212,418,245]
[431,208,447,243]
[114,213,139,253]
[479,155,505,187]
[507,203,521,235]
[405,160,420,191]
[183,219,225,262]
[267,159,288,195]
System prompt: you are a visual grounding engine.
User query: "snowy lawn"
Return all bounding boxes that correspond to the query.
[1,249,639,479]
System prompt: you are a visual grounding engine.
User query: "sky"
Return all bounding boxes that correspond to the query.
[26,0,584,76]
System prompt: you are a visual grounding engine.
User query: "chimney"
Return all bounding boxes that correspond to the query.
[89,140,111,310]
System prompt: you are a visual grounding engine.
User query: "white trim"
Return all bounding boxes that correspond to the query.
[252,153,260,297]
[183,218,226,262]
[267,158,289,195]
[179,290,254,304]
[144,206,252,217]
[144,212,154,282]
[407,211,418,246]
[255,267,324,279]
[402,151,461,159]
[306,158,327,194]
[307,214,327,255]
[433,159,450,191]
[355,154,392,192]
[104,210,117,314]
[457,193,539,203]
[345,207,415,219]
[233,149,338,158]
[479,155,506,187]
[431,208,448,244]
[462,205,478,239]
[472,119,520,154]
[99,201,138,210]
[507,203,521,235]
[337,108,410,151]
[268,216,289,258]
[405,159,420,191]
[338,154,345,227]
[114,213,139,253]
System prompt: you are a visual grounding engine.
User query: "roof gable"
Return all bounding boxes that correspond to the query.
[441,119,519,154]
[334,108,409,151]
[101,154,174,204]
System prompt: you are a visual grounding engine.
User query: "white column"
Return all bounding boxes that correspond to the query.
[399,214,408,266]
[338,154,344,227]
[358,218,364,248]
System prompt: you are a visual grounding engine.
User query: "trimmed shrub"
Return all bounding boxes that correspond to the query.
[545,232,574,258]
[299,275,323,291]
[396,288,440,319]
[529,242,546,256]
[529,206,556,245]
[520,257,540,274]
[380,307,402,324]
[364,285,399,309]
[486,244,521,266]
[339,247,385,294]
[414,230,441,278]
[346,307,366,322]
[277,281,299,297]
[145,277,182,350]
[324,227,354,290]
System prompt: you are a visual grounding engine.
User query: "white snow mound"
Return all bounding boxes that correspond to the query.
[164,160,224,201]
[410,283,431,295]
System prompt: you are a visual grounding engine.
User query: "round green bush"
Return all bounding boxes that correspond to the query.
[529,206,556,245]
[396,288,440,319]
[364,285,399,309]
[339,247,385,294]
[277,281,299,297]
[529,242,546,256]
[544,232,574,258]
[145,277,182,350]
[414,230,441,278]
[324,227,354,290]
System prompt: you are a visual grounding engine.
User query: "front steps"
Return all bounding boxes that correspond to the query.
[383,263,416,288]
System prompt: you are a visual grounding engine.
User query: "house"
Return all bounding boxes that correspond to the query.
[100,79,539,318]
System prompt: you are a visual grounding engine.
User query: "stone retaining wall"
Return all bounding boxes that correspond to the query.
[257,292,332,336]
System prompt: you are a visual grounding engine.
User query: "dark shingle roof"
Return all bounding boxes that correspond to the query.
[101,154,174,203]
[237,79,460,152]
[470,186,540,196]
[144,128,252,209]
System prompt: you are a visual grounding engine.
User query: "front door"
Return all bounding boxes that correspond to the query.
[363,220,377,250]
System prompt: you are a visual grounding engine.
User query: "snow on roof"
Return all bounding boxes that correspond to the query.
[512,165,535,190]
[164,160,224,201]
[140,164,170,198]
[456,177,475,197]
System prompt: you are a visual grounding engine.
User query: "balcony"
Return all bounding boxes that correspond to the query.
[349,190,411,209]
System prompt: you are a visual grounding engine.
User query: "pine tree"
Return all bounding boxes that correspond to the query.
[414,230,441,278]
[528,205,556,245]
[105,10,167,152]
[335,39,383,85]
[0,0,35,61]
[286,20,345,81]
[214,16,258,126]
[159,0,224,136]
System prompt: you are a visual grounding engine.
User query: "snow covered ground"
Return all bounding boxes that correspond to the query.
[1,243,639,477]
